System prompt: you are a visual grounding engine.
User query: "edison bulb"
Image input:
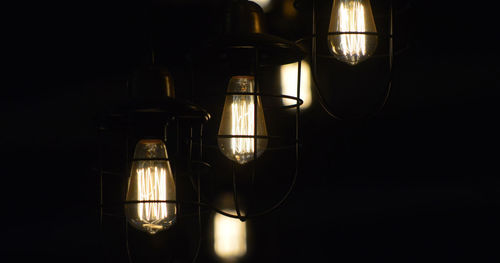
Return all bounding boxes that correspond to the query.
[327,0,378,65]
[218,76,268,165]
[125,139,176,234]
[213,209,247,262]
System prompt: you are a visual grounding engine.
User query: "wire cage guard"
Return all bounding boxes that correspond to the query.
[293,0,413,120]
[189,33,305,222]
[97,97,210,263]
[97,2,307,262]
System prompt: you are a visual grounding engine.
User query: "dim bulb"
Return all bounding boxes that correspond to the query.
[213,209,247,262]
[218,76,268,165]
[327,0,378,65]
[125,139,176,235]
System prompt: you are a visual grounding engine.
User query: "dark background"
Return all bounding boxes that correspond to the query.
[2,0,500,262]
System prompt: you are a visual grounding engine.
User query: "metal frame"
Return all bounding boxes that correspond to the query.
[97,97,210,263]
[98,13,306,263]
[190,37,305,222]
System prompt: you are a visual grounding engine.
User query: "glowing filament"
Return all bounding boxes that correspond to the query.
[328,0,377,65]
[136,166,168,225]
[338,1,367,57]
[230,96,255,156]
[218,76,268,165]
[125,139,176,235]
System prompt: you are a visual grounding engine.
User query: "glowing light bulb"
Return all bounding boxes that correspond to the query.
[218,76,268,165]
[214,209,247,261]
[125,139,176,235]
[280,60,312,109]
[327,0,378,65]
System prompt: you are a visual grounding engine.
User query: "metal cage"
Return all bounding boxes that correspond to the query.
[97,78,211,262]
[189,31,306,222]
[294,0,412,120]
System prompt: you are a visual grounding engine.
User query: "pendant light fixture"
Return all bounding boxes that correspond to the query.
[189,0,304,221]
[97,59,210,261]
[94,0,411,261]
[294,0,404,120]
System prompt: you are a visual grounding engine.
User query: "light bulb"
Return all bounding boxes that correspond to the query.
[327,0,378,65]
[280,60,312,109]
[125,139,176,235]
[218,76,268,165]
[213,209,247,261]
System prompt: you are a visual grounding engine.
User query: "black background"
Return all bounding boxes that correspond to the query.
[2,0,500,262]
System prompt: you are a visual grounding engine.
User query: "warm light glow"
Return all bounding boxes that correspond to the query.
[280,60,312,109]
[328,0,378,65]
[214,210,247,261]
[230,97,256,156]
[338,2,367,58]
[251,0,272,11]
[218,76,268,165]
[125,139,176,235]
[136,166,168,227]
